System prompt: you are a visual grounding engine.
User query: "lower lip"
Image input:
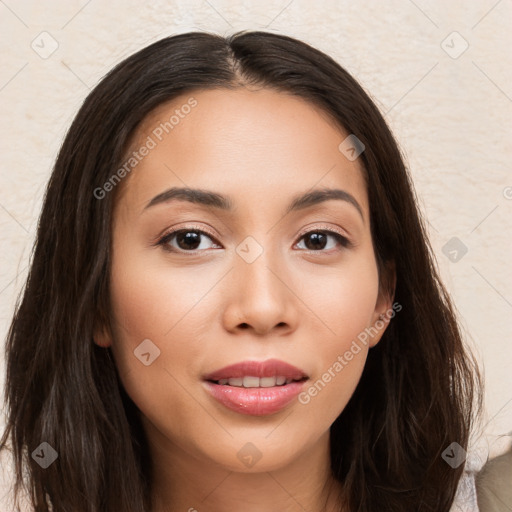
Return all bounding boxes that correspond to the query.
[203,380,307,416]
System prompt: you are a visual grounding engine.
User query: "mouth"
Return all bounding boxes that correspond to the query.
[207,376,308,387]
[202,359,309,416]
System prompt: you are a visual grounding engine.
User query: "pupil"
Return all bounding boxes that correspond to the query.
[306,232,326,250]
[178,231,201,250]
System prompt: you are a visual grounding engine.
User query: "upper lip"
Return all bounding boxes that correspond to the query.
[203,359,309,381]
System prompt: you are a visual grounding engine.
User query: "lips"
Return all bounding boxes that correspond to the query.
[203,359,308,382]
[202,359,309,416]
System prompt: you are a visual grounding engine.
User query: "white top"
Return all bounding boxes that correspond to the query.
[450,446,487,512]
[450,470,480,511]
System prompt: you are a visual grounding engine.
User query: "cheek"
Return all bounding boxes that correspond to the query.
[108,244,220,350]
[106,257,214,448]
[298,250,380,338]
[106,245,226,419]
[292,253,379,419]
[297,349,367,431]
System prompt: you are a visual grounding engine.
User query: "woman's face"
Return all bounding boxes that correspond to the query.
[97,87,393,473]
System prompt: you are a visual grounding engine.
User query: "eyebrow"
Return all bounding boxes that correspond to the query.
[144,186,364,221]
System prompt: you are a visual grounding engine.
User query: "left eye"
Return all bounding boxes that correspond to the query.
[157,228,350,253]
[295,230,350,252]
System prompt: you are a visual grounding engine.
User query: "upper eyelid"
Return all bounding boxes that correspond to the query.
[160,224,219,243]
[295,223,349,241]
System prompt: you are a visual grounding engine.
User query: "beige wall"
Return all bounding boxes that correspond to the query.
[1,0,511,508]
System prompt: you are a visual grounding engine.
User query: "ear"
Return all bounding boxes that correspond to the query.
[368,260,397,348]
[93,319,113,348]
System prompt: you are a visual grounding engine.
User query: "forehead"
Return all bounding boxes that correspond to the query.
[118,87,368,218]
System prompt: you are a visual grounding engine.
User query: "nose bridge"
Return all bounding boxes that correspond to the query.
[222,232,297,334]
[236,234,285,303]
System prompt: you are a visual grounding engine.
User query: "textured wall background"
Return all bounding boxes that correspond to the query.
[1,0,511,508]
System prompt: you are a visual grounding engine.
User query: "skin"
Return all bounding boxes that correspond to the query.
[94,87,395,512]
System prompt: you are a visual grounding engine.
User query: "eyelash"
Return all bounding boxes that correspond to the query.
[156,224,353,255]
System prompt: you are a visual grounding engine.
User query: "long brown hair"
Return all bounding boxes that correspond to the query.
[1,31,482,511]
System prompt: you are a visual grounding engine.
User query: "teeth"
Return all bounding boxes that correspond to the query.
[243,376,260,388]
[259,377,277,387]
[216,376,299,388]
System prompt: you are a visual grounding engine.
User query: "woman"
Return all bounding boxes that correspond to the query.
[0,31,482,511]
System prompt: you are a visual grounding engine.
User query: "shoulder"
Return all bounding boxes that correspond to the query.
[475,444,512,512]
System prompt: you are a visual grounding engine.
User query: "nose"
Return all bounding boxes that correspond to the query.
[221,250,299,337]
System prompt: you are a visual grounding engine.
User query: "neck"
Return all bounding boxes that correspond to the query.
[146,424,344,512]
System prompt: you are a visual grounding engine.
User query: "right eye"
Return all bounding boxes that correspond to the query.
[157,228,223,253]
